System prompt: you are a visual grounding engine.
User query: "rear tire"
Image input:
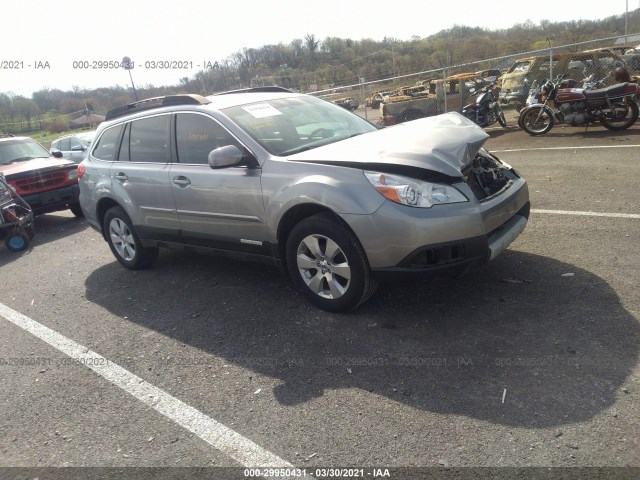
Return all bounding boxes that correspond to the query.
[286,214,378,312]
[520,105,554,135]
[600,101,639,130]
[103,206,158,270]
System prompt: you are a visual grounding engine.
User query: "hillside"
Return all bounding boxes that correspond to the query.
[1,9,639,135]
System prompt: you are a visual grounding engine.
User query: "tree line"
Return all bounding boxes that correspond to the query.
[1,9,638,134]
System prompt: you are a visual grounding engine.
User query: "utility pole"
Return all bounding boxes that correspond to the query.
[122,56,138,101]
[625,0,629,46]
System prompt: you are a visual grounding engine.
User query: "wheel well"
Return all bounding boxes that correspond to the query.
[277,204,357,270]
[96,197,121,240]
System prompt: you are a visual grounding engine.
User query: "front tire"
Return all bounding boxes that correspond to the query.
[286,214,378,312]
[600,101,639,130]
[5,232,29,251]
[69,202,84,217]
[520,105,554,135]
[496,106,507,127]
[103,206,158,270]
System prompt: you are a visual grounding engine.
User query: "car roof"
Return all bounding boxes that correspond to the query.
[54,132,91,140]
[102,88,300,124]
[205,91,300,109]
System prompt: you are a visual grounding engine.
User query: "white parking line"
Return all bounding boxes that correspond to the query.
[0,302,295,474]
[532,209,640,219]
[493,145,640,153]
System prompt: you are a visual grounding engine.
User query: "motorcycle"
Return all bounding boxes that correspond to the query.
[517,75,609,129]
[519,74,640,135]
[461,82,507,128]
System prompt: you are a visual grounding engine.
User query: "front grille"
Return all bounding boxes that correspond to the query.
[10,169,69,193]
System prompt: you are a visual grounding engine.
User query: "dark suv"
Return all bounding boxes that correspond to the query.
[0,136,82,216]
[79,89,529,312]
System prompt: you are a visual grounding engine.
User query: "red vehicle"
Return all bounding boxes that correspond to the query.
[0,135,82,216]
[519,72,640,135]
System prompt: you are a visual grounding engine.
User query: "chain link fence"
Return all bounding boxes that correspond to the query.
[316,34,640,125]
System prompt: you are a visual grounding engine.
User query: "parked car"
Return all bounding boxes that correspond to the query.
[365,90,392,109]
[332,97,359,111]
[0,136,82,216]
[622,53,640,73]
[78,89,530,312]
[476,69,503,83]
[50,130,96,163]
[380,74,486,125]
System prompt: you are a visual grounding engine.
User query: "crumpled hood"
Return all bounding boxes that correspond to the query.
[0,157,75,177]
[289,112,489,181]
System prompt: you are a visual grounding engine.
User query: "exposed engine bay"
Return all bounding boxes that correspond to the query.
[462,149,518,200]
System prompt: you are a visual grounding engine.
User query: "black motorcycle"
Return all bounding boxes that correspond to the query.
[461,82,507,128]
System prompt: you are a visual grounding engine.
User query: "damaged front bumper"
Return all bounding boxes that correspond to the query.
[342,150,530,280]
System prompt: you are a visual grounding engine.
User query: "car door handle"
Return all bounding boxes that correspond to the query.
[114,172,128,181]
[172,176,191,187]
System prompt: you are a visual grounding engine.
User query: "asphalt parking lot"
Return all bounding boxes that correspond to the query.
[1,117,639,480]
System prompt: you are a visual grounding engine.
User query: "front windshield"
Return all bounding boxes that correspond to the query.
[0,138,51,165]
[222,95,377,156]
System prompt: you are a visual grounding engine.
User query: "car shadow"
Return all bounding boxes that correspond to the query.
[0,213,87,267]
[84,249,638,428]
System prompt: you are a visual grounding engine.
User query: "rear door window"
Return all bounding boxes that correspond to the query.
[127,116,170,163]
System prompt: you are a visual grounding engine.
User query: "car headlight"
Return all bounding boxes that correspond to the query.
[364,171,468,208]
[67,169,79,180]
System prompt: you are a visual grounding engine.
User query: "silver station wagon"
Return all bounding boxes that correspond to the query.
[78,88,529,312]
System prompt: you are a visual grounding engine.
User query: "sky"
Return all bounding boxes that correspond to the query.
[2,0,637,98]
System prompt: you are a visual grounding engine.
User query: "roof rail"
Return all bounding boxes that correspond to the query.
[105,94,211,121]
[212,86,293,96]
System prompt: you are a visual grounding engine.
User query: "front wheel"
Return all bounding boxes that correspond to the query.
[103,206,158,270]
[69,202,84,217]
[286,214,378,312]
[5,232,30,251]
[496,106,507,127]
[600,101,639,130]
[520,105,555,135]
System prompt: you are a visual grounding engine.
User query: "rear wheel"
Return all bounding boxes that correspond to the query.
[520,105,554,135]
[600,101,639,130]
[286,214,378,312]
[103,206,158,270]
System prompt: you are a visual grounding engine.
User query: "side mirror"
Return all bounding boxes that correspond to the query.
[51,150,63,158]
[208,145,245,169]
